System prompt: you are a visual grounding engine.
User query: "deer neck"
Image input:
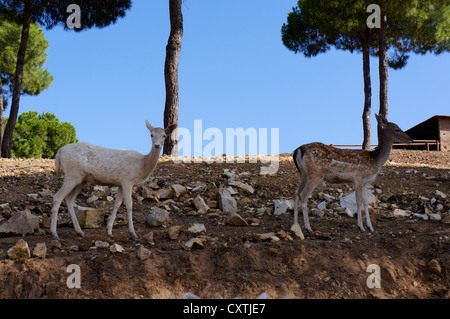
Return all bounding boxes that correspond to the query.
[373,129,394,169]
[143,146,162,175]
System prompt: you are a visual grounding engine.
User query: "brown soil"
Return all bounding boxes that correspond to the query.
[0,150,449,299]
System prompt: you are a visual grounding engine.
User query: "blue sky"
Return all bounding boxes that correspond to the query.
[16,0,450,156]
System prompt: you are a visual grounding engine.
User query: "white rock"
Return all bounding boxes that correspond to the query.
[429,213,442,221]
[273,199,294,215]
[413,213,429,220]
[218,187,238,214]
[185,238,205,250]
[94,240,110,249]
[317,201,327,211]
[393,209,411,217]
[435,190,447,199]
[290,224,304,240]
[339,190,377,214]
[110,243,124,253]
[86,195,98,203]
[436,204,444,211]
[322,193,336,202]
[187,223,206,234]
[228,180,255,194]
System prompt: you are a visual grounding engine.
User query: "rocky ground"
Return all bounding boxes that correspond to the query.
[0,150,449,299]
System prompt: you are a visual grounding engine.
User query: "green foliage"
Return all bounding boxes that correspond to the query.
[7,111,78,159]
[281,0,449,61]
[0,18,53,98]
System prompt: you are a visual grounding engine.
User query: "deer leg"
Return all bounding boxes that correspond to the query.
[122,185,137,240]
[362,185,374,232]
[51,178,83,240]
[64,183,86,238]
[355,182,366,232]
[300,176,322,233]
[293,174,307,225]
[107,187,123,236]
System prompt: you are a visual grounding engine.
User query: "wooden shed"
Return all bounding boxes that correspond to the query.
[404,115,450,151]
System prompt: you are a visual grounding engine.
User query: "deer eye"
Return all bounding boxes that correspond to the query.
[151,134,154,138]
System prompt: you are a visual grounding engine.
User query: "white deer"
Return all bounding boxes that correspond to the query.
[291,114,412,237]
[51,121,177,240]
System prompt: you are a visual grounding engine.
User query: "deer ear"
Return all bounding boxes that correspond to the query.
[145,120,154,131]
[375,114,388,127]
[166,123,177,134]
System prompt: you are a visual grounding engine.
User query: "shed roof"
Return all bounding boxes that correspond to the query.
[405,115,450,140]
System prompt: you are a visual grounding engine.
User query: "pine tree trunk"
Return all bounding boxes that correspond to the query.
[361,36,372,150]
[163,0,183,156]
[1,0,32,158]
[0,76,4,151]
[378,10,388,139]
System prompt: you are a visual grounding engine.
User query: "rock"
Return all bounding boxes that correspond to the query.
[436,203,444,211]
[137,245,151,260]
[75,206,105,229]
[218,186,238,214]
[253,232,280,242]
[273,199,293,215]
[339,190,377,214]
[8,239,31,259]
[322,193,336,202]
[168,226,182,240]
[110,243,124,253]
[142,231,154,244]
[94,240,110,249]
[146,208,170,227]
[0,203,11,214]
[429,213,441,221]
[226,213,248,226]
[413,213,428,220]
[0,210,40,235]
[435,190,447,199]
[427,259,441,274]
[91,185,110,198]
[393,209,411,217]
[192,182,207,192]
[340,207,356,218]
[184,238,205,250]
[27,193,39,199]
[171,184,187,197]
[193,195,210,214]
[158,187,174,200]
[441,214,450,224]
[86,195,98,203]
[32,243,47,258]
[188,223,206,234]
[142,186,160,202]
[290,224,305,240]
[228,180,255,194]
[317,201,327,211]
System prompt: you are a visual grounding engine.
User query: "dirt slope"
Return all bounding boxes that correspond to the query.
[0,150,449,299]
